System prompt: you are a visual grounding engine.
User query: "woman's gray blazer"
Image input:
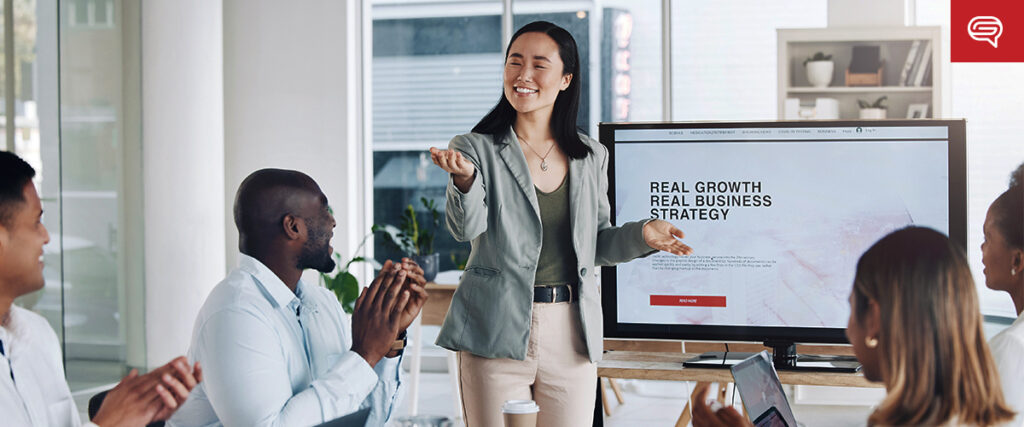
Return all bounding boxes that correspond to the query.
[435,126,655,362]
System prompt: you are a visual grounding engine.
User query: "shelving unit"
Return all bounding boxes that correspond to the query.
[778,26,942,120]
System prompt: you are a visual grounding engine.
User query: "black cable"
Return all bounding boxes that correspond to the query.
[725,343,736,405]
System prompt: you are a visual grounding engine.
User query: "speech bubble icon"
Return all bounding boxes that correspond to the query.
[968,16,1003,48]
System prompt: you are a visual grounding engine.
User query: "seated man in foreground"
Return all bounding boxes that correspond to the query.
[169,168,427,427]
[0,151,201,427]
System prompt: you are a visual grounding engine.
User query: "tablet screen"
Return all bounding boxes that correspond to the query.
[731,351,798,427]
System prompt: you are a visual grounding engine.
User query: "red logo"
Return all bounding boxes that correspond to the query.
[952,0,1024,62]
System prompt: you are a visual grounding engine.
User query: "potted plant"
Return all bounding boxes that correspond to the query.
[858,95,888,119]
[320,230,380,314]
[377,197,442,282]
[803,52,834,88]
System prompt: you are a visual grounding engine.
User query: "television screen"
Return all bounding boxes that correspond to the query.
[600,120,966,343]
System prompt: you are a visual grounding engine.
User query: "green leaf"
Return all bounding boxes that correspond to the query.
[803,51,832,66]
[339,272,360,314]
[321,272,346,300]
[376,197,443,256]
[343,256,382,271]
[377,223,415,255]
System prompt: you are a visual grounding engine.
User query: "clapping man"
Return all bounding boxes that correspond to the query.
[0,151,201,426]
[168,168,428,427]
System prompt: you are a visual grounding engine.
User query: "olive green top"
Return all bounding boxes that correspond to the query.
[534,176,579,286]
[437,127,658,363]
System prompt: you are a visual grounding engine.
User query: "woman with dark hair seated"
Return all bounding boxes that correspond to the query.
[693,226,1016,427]
[983,163,1024,424]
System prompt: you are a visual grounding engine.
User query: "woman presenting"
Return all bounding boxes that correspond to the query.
[429,21,692,427]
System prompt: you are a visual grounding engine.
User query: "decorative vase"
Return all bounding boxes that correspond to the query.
[859,108,887,119]
[412,253,440,282]
[805,60,834,88]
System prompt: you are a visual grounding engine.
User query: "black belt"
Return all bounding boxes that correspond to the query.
[534,284,578,303]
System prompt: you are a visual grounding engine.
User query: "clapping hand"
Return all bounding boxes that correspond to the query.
[91,356,202,427]
[642,219,694,256]
[351,260,410,367]
[395,257,429,332]
[149,357,203,421]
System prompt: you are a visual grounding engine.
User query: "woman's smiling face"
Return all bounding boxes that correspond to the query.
[503,32,572,117]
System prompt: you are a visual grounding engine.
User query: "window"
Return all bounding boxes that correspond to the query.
[370,2,503,270]
[8,0,141,393]
[370,0,663,271]
[68,0,114,29]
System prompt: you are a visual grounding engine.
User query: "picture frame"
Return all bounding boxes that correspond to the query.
[907,103,930,119]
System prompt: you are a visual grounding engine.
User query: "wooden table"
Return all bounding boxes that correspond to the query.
[598,350,878,388]
[408,282,462,418]
[422,282,458,326]
[598,350,878,426]
[419,281,881,424]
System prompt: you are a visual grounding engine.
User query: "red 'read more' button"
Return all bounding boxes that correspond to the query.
[650,295,727,308]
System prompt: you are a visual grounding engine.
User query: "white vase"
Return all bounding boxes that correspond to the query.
[805,61,834,88]
[859,108,887,119]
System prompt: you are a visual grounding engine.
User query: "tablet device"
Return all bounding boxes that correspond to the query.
[752,406,788,427]
[730,351,798,427]
[315,407,371,427]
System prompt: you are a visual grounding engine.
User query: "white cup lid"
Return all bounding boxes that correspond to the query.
[501,400,540,414]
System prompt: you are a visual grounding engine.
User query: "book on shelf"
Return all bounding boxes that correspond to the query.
[911,41,933,86]
[849,45,881,73]
[922,60,933,86]
[899,40,921,87]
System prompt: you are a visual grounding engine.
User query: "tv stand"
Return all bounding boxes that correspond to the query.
[682,340,861,373]
[765,339,798,368]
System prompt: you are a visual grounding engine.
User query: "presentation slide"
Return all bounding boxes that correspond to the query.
[614,135,949,328]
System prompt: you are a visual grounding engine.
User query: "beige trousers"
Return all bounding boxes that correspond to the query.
[458,302,597,427]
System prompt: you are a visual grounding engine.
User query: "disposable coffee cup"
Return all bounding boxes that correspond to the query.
[501,400,539,427]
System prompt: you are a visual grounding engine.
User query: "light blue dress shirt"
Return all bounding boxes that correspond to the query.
[168,254,402,427]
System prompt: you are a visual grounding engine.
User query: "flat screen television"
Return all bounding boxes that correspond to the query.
[599,120,967,370]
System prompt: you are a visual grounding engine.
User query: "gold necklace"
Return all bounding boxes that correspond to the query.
[518,136,556,171]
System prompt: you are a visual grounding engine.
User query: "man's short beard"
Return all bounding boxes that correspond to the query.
[298,222,336,273]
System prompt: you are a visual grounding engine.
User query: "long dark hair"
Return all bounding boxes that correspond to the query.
[472,21,592,159]
[853,227,1014,426]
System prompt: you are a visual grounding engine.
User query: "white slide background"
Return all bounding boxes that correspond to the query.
[613,140,948,328]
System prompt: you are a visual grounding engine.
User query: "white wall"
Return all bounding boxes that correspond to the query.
[141,0,226,367]
[828,0,907,27]
[222,0,365,284]
[134,0,364,368]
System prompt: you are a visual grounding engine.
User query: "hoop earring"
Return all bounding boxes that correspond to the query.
[866,337,878,348]
[1012,268,1017,276]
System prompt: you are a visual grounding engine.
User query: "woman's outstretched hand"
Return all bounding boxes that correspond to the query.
[642,219,694,256]
[429,147,475,177]
[429,147,476,193]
